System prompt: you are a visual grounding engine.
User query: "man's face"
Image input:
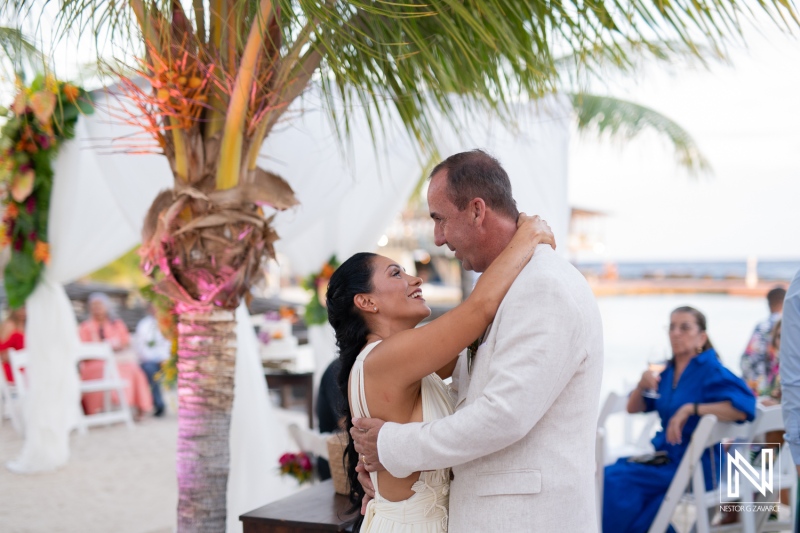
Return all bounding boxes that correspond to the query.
[427,171,486,272]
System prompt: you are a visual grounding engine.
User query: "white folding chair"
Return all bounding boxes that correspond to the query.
[648,405,797,533]
[75,342,134,432]
[648,414,753,533]
[598,391,660,464]
[735,404,796,533]
[0,352,24,434]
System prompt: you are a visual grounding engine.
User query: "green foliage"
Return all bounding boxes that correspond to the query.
[86,246,150,288]
[301,255,340,326]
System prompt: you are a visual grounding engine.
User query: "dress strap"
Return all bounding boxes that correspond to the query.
[349,341,381,420]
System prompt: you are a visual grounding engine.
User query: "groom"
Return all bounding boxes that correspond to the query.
[351,150,604,532]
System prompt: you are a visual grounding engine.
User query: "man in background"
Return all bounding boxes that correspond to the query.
[742,286,786,395]
[134,305,170,417]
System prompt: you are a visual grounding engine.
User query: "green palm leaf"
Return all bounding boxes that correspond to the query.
[570,92,710,173]
[0,25,41,79]
[3,0,796,151]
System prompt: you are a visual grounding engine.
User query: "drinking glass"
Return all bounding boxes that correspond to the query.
[642,360,668,399]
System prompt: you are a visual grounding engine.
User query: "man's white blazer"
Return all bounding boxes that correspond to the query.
[378,245,604,532]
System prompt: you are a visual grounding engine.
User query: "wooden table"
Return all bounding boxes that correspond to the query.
[264,370,314,428]
[240,479,357,533]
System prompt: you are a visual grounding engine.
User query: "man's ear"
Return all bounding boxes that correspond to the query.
[470,198,487,227]
[353,293,375,314]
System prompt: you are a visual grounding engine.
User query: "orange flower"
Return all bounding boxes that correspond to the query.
[5,203,19,219]
[321,264,335,279]
[62,84,80,103]
[33,241,50,264]
[0,225,9,247]
[10,91,27,115]
[10,170,35,202]
[30,90,56,124]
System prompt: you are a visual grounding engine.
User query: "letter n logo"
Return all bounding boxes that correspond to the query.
[726,447,774,499]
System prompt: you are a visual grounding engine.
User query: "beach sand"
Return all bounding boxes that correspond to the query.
[0,415,177,533]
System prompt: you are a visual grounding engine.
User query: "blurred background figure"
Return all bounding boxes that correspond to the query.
[79,292,153,420]
[603,306,755,533]
[742,286,786,395]
[315,358,343,480]
[133,304,170,417]
[0,306,25,384]
[779,270,800,533]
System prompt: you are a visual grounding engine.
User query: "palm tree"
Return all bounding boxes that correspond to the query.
[4,1,797,531]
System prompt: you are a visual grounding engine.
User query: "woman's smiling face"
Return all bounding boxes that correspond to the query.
[366,255,431,324]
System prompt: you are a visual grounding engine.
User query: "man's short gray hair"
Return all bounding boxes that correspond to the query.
[429,149,518,220]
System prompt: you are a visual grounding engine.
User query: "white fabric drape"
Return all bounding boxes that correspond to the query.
[8,115,152,473]
[10,85,570,529]
[227,305,297,533]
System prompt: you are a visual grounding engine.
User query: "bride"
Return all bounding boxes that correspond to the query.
[325,213,554,532]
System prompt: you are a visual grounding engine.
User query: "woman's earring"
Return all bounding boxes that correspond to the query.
[373,307,377,312]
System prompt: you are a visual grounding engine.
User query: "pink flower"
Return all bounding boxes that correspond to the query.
[279,453,295,465]
[26,196,36,214]
[299,453,312,471]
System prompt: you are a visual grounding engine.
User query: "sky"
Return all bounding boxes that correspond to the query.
[568,23,800,262]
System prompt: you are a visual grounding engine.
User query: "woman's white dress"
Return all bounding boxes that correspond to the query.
[349,341,455,532]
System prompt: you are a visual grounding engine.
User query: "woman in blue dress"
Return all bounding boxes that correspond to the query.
[602,306,756,533]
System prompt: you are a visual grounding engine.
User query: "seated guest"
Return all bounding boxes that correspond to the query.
[0,306,25,384]
[79,293,153,420]
[315,358,343,480]
[133,304,170,417]
[603,306,756,533]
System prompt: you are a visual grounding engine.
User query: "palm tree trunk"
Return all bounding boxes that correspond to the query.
[175,305,237,533]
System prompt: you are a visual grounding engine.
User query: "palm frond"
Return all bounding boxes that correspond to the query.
[570,92,711,174]
[3,0,796,153]
[0,25,42,78]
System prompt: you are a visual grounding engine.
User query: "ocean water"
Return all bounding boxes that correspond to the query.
[598,293,767,401]
[577,260,800,281]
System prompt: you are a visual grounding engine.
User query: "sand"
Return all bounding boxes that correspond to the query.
[0,414,178,533]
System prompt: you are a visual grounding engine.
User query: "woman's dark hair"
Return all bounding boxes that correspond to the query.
[326,252,377,528]
[672,306,714,353]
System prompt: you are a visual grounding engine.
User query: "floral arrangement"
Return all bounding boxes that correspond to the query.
[301,255,340,326]
[0,75,93,307]
[140,281,179,386]
[256,307,299,345]
[278,451,314,485]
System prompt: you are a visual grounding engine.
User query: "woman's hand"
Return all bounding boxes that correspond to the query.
[517,213,556,250]
[666,403,694,445]
[637,369,660,394]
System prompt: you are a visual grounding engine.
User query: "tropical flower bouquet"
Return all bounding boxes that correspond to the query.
[278,451,314,485]
[0,75,92,307]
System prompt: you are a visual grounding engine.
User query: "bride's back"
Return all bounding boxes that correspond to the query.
[349,341,426,502]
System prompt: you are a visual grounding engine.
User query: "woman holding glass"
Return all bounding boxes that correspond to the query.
[602,306,756,533]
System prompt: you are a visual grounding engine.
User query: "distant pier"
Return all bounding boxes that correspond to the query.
[587,278,787,298]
